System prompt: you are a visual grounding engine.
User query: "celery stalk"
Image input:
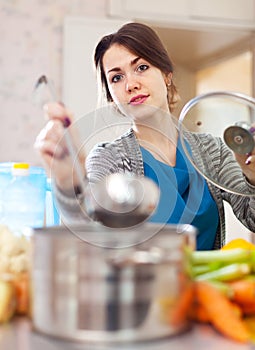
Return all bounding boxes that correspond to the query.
[191,248,253,265]
[195,263,251,282]
[192,262,222,277]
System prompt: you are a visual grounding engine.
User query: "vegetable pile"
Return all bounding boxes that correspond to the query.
[0,225,30,322]
[186,238,255,343]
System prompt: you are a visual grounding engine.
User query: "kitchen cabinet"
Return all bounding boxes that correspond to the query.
[107,0,255,29]
[191,0,255,23]
[63,17,127,119]
[63,17,131,151]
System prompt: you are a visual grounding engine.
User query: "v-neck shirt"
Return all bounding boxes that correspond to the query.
[141,138,219,250]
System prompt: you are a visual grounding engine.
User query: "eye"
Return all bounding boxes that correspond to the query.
[137,64,149,72]
[111,74,123,83]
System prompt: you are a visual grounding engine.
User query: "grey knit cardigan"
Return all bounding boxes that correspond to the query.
[55,128,255,249]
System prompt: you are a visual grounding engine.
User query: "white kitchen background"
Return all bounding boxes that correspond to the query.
[2,0,255,166]
[1,0,255,240]
[0,0,107,166]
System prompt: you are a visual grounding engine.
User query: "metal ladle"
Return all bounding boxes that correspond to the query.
[33,75,160,228]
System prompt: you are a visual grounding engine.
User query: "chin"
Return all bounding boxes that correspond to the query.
[123,103,161,121]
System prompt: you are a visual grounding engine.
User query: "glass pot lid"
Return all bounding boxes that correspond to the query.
[178,91,255,196]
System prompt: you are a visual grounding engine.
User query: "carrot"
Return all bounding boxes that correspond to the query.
[188,302,209,323]
[195,281,250,343]
[243,317,255,343]
[239,303,255,316]
[189,299,242,323]
[229,279,255,304]
[170,281,194,327]
[12,273,30,315]
[231,302,243,318]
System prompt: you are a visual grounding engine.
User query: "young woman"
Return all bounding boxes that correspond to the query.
[35,22,255,250]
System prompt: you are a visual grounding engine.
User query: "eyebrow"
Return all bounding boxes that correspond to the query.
[107,56,141,74]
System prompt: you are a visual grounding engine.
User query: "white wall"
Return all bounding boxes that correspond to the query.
[0,0,107,166]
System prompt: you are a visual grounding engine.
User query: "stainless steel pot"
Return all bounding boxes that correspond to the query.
[30,223,196,343]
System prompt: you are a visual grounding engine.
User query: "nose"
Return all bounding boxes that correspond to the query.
[125,74,140,92]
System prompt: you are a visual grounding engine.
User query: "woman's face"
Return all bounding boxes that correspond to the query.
[102,44,171,121]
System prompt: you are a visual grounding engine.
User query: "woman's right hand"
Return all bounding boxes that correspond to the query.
[34,102,86,194]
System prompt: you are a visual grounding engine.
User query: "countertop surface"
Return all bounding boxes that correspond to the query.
[1,317,255,350]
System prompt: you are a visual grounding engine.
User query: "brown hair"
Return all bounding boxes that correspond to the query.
[94,22,179,112]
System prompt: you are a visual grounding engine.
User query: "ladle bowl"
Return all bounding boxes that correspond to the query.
[84,173,160,228]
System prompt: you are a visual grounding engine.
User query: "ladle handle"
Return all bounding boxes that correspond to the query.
[34,75,87,196]
[61,118,87,196]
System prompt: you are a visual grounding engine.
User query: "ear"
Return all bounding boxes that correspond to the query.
[164,72,173,86]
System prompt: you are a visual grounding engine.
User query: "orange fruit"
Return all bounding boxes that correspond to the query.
[222,238,255,250]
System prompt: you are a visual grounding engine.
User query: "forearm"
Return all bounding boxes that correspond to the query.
[52,181,90,225]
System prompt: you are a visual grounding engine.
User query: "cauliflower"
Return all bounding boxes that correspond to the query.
[0,225,31,274]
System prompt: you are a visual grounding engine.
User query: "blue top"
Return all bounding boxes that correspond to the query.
[141,138,219,250]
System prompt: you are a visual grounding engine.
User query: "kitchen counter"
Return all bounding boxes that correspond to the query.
[1,317,254,350]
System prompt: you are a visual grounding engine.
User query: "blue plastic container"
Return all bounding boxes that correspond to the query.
[0,162,59,227]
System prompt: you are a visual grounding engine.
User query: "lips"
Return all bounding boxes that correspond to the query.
[129,94,149,105]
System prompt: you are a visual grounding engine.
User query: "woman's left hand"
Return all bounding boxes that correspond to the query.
[235,148,255,187]
[234,123,255,186]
